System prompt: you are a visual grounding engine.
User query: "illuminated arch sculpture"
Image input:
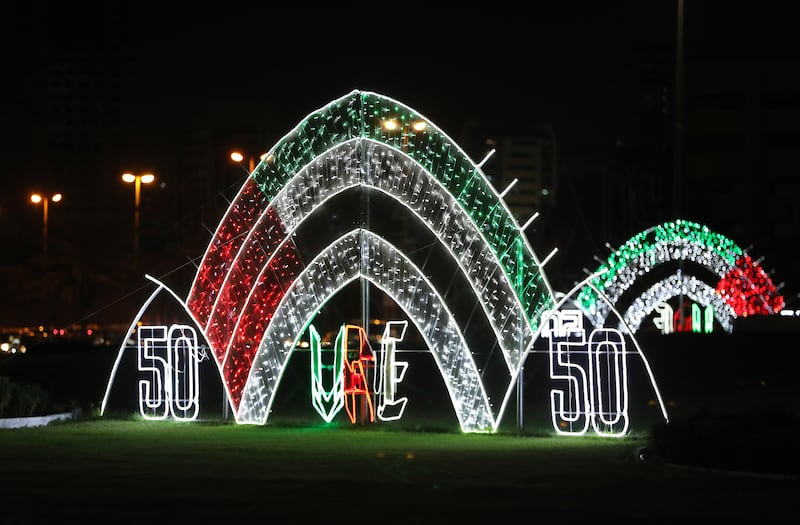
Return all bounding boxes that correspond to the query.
[576,219,785,333]
[237,228,494,432]
[185,90,556,432]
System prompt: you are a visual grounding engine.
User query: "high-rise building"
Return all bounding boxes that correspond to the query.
[460,123,558,225]
[497,128,558,224]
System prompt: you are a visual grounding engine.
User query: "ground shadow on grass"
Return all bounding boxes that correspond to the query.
[644,404,800,477]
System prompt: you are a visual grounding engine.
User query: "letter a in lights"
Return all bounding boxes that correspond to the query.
[542,310,629,437]
[341,324,375,425]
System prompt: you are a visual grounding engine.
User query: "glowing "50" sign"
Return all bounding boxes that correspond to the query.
[541,310,629,437]
[137,325,201,421]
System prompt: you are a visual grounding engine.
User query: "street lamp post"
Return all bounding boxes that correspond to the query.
[230,151,268,174]
[122,172,155,258]
[30,192,62,254]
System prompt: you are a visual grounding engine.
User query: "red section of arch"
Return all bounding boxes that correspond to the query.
[204,206,288,364]
[187,178,269,328]
[184,178,310,411]
[716,255,785,316]
[222,242,304,409]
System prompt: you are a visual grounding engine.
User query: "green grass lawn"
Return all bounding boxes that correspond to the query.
[0,415,796,523]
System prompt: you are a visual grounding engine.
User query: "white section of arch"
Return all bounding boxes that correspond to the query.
[236,229,497,433]
[266,138,537,373]
[620,272,736,334]
[586,239,736,327]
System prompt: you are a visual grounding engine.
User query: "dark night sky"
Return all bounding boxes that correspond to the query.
[2,1,799,326]
[3,1,681,160]
[4,0,796,171]
[108,1,794,149]
[133,2,675,150]
[5,1,791,187]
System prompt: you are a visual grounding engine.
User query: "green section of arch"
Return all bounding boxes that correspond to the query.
[578,219,744,314]
[250,90,553,333]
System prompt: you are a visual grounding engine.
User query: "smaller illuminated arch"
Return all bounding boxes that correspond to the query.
[621,272,736,334]
[577,219,784,331]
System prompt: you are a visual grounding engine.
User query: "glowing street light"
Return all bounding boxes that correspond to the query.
[230,150,269,174]
[122,172,155,258]
[30,192,62,254]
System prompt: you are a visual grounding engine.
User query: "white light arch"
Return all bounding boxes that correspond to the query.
[236,228,496,433]
[264,138,537,372]
[620,272,736,334]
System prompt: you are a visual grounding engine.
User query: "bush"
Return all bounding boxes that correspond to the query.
[0,375,54,417]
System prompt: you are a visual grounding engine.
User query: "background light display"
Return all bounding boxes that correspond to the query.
[577,219,784,333]
[625,273,735,333]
